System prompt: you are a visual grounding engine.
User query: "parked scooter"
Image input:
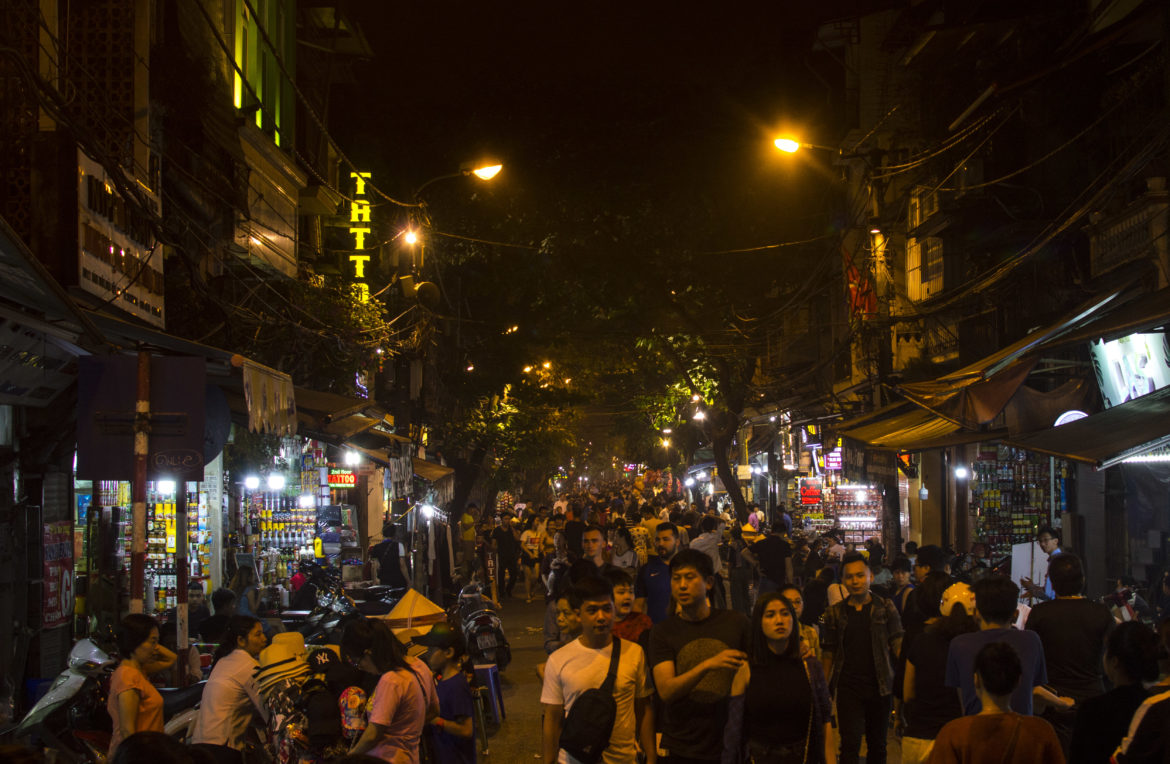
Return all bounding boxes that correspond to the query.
[452,580,510,670]
[14,636,204,762]
[288,565,407,644]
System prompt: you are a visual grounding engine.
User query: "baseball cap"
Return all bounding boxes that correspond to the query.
[413,622,465,653]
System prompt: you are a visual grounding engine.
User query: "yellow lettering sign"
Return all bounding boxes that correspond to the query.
[355,283,370,303]
[349,254,371,278]
[349,172,371,196]
[350,227,371,249]
[350,200,371,223]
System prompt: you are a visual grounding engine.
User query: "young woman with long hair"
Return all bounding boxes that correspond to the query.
[228,566,259,618]
[107,614,176,757]
[341,618,438,762]
[192,615,268,758]
[726,591,835,764]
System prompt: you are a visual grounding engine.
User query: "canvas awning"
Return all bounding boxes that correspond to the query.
[839,403,1006,452]
[414,458,454,482]
[1003,386,1170,469]
[896,288,1128,427]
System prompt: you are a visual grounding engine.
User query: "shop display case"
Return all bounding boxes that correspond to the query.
[970,445,1069,561]
[827,484,883,545]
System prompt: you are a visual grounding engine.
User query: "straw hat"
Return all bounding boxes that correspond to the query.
[256,632,310,691]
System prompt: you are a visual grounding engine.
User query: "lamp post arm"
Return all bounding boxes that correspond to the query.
[413,171,467,201]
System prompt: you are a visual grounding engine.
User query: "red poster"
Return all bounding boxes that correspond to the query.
[43,521,74,628]
[799,477,824,506]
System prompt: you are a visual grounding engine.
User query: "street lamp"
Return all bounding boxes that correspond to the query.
[773,137,839,154]
[412,160,504,201]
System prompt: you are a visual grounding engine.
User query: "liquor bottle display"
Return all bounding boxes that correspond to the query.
[970,445,1071,560]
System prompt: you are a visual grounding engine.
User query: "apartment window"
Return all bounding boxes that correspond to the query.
[232,0,294,146]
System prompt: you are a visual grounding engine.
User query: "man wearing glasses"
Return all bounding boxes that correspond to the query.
[1021,526,1063,602]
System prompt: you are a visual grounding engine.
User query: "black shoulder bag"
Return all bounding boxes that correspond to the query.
[559,639,622,764]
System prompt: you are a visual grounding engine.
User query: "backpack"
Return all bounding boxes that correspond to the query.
[559,639,622,764]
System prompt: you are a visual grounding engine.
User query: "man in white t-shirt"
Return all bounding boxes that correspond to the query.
[541,576,656,764]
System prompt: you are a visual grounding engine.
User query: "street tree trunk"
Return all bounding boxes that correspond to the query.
[449,442,489,514]
[710,409,748,523]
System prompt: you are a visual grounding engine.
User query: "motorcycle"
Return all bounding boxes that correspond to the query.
[15,636,204,762]
[451,581,510,670]
[289,565,406,644]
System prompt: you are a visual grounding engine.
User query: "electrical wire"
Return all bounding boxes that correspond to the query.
[935,73,1145,192]
[430,230,539,250]
[235,0,417,209]
[693,233,836,255]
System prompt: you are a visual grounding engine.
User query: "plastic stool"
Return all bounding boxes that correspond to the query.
[474,663,505,723]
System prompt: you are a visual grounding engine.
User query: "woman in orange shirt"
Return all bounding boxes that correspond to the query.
[107,614,176,756]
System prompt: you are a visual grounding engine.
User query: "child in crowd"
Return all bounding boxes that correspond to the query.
[605,568,652,646]
[538,594,583,681]
[417,623,477,764]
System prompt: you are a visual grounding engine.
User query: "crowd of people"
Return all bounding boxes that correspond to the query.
[473,482,1170,764]
[9,480,1170,764]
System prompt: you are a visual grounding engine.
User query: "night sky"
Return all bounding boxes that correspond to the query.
[333,3,858,251]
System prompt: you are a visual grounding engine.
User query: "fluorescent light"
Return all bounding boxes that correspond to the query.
[156,480,176,496]
[298,494,315,508]
[267,474,286,491]
[244,476,260,491]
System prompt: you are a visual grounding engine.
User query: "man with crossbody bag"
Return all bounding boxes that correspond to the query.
[542,577,657,764]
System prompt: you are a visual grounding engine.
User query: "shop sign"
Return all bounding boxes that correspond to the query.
[799,477,823,506]
[76,355,207,481]
[825,448,843,471]
[802,513,825,520]
[1090,331,1170,408]
[327,468,356,487]
[349,172,374,303]
[43,521,73,629]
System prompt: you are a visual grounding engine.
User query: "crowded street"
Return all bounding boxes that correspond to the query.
[3,1,1170,763]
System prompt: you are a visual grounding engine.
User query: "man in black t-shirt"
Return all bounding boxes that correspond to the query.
[489,516,521,598]
[1026,552,1114,754]
[563,503,586,557]
[649,549,749,764]
[746,524,793,594]
[822,552,903,764]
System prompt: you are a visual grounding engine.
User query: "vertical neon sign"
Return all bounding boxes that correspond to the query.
[349,172,372,303]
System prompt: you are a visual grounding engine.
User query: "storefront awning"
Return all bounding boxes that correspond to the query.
[840,403,1006,452]
[86,310,298,435]
[897,288,1127,426]
[414,459,454,482]
[1003,386,1170,469]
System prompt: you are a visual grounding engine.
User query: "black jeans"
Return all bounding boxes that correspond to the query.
[836,685,891,764]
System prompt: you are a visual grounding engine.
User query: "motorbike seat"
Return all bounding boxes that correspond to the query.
[364,585,405,600]
[159,682,205,718]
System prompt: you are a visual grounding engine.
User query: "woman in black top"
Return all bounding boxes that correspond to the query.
[1069,620,1160,764]
[725,591,834,764]
[900,573,975,764]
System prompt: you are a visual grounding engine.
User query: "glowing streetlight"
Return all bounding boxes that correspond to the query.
[344,450,361,467]
[404,229,419,245]
[470,163,502,180]
[773,137,840,154]
[693,410,706,421]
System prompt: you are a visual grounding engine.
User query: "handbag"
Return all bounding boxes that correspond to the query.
[559,639,622,764]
